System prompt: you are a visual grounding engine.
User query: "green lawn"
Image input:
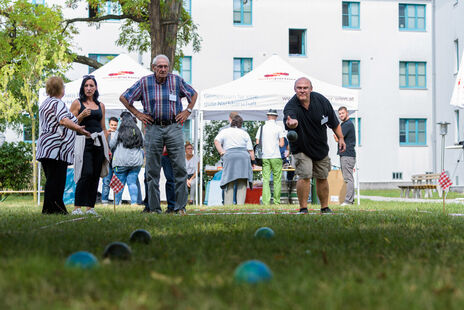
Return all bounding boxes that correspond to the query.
[361,189,464,199]
[2,196,464,309]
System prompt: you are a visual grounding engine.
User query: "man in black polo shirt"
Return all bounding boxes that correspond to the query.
[284,77,345,213]
[336,106,356,206]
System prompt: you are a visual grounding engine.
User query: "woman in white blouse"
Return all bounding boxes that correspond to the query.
[36,77,89,214]
[214,115,256,205]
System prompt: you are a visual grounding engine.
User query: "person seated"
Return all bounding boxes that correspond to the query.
[185,141,199,204]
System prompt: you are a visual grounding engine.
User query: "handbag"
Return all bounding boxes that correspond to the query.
[253,125,263,166]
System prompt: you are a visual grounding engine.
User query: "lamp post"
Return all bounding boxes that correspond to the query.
[437,122,450,172]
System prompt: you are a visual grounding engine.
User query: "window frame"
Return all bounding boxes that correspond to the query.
[233,57,253,80]
[342,60,361,88]
[399,3,426,31]
[399,118,427,146]
[179,56,192,84]
[399,61,427,89]
[288,29,307,57]
[233,0,252,25]
[342,2,360,29]
[455,39,460,74]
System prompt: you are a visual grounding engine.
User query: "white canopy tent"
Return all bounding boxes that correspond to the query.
[196,55,360,206]
[450,55,464,108]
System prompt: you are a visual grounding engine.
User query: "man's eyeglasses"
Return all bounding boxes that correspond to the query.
[83,75,95,79]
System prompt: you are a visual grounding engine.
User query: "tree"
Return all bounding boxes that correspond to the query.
[0,0,72,201]
[65,0,201,70]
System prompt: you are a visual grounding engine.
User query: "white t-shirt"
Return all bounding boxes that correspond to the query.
[255,120,285,159]
[185,155,199,175]
[215,127,253,151]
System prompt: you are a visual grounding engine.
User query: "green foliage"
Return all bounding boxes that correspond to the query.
[0,142,32,190]
[0,0,73,126]
[66,0,201,70]
[202,120,228,167]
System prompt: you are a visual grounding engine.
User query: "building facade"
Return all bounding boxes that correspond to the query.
[7,0,448,187]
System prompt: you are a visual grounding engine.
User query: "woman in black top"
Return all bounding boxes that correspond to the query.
[70,75,107,215]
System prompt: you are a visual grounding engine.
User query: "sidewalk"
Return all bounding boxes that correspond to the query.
[360,195,464,204]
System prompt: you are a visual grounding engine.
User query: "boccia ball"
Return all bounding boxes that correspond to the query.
[254,227,275,239]
[103,242,132,260]
[66,251,99,269]
[287,130,298,142]
[234,260,273,284]
[129,229,151,244]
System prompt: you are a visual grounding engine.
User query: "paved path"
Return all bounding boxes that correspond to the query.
[360,195,464,204]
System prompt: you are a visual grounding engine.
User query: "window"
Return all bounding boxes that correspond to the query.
[455,39,460,74]
[343,60,360,87]
[349,117,361,145]
[233,0,252,25]
[88,54,118,73]
[342,2,360,29]
[399,119,426,146]
[399,61,426,88]
[89,1,122,18]
[392,172,403,180]
[175,56,192,84]
[289,29,306,56]
[233,58,253,80]
[399,4,425,31]
[183,0,191,15]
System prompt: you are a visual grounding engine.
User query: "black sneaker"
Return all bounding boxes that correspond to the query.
[321,207,333,214]
[142,208,162,214]
[299,208,309,214]
[165,208,175,214]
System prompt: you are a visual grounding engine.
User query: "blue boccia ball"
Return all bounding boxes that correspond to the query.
[66,251,99,269]
[234,260,273,284]
[254,227,275,239]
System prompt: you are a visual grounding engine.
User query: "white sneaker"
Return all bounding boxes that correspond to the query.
[86,209,99,216]
[340,202,352,207]
[71,208,84,215]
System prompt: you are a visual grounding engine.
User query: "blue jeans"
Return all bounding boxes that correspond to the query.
[114,166,142,205]
[145,123,187,212]
[101,165,113,203]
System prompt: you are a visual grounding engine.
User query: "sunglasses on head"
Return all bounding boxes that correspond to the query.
[83,75,95,79]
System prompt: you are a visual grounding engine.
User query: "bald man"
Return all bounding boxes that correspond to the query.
[283,77,345,214]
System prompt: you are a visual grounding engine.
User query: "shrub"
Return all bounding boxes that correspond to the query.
[0,142,33,190]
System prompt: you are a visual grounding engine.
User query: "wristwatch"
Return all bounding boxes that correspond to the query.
[186,108,192,113]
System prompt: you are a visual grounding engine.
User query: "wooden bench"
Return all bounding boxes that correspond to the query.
[398,173,442,198]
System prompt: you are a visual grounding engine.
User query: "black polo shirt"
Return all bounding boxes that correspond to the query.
[338,120,356,157]
[283,92,339,161]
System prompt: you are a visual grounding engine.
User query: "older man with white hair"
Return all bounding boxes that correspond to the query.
[120,54,197,214]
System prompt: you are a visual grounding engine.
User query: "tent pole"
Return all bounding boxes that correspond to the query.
[199,110,204,206]
[194,110,199,206]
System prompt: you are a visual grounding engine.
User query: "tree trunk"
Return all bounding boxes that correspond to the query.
[148,0,183,70]
[31,116,37,203]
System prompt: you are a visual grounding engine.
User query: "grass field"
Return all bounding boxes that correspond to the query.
[361,189,464,199]
[2,195,464,309]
